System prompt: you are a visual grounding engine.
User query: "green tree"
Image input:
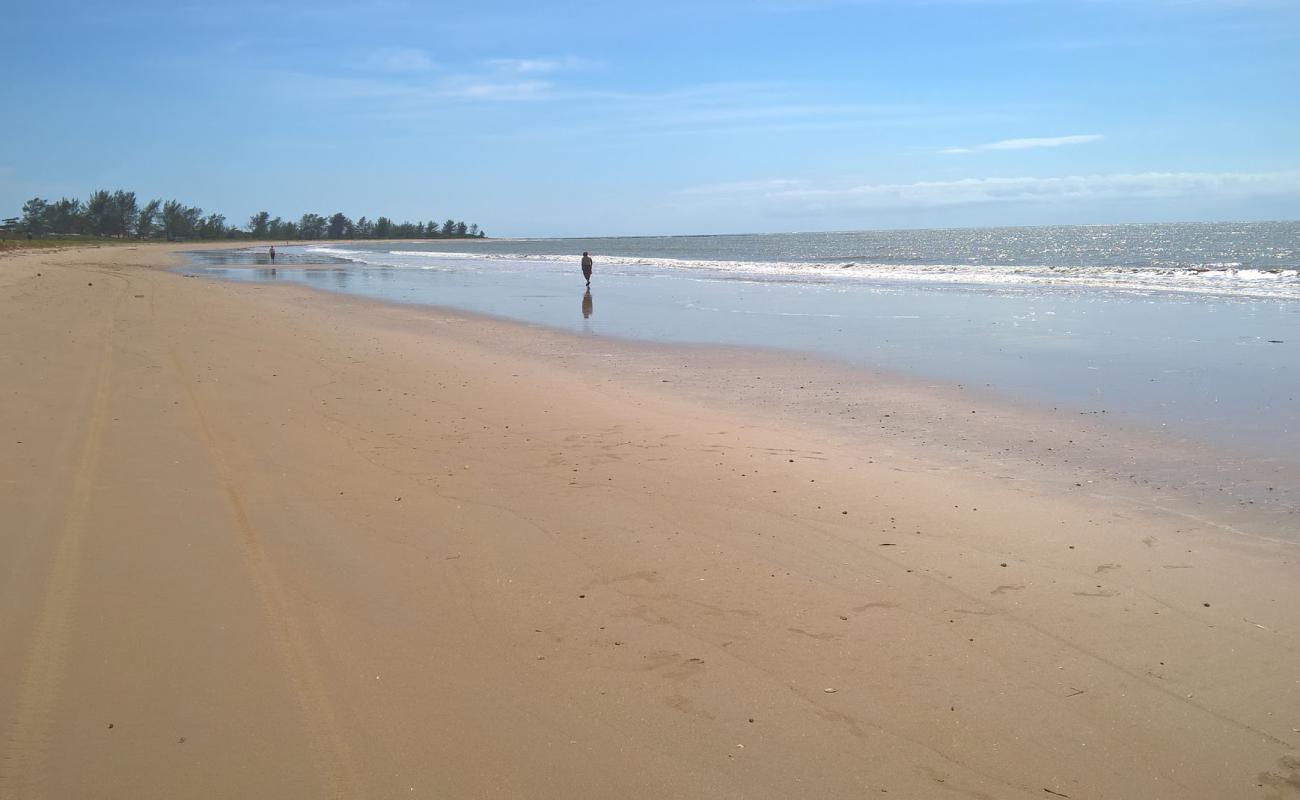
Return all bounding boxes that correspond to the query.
[14,186,485,245]
[186,206,203,236]
[21,198,49,236]
[137,199,161,238]
[248,211,270,238]
[160,200,182,240]
[161,199,202,240]
[107,190,138,237]
[84,190,113,236]
[327,212,351,239]
[198,213,226,239]
[299,213,327,240]
[47,198,84,234]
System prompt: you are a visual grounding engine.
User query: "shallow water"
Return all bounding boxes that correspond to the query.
[236,222,1300,300]
[183,225,1300,464]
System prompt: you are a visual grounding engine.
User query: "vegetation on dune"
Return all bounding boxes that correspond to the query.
[2,190,486,243]
[0,236,130,253]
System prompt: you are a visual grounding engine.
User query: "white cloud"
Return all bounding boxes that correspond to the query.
[271,72,418,101]
[681,178,806,195]
[1025,35,1152,50]
[681,170,1300,213]
[486,56,587,74]
[363,47,436,73]
[273,53,592,106]
[940,134,1104,154]
[439,80,553,101]
[268,68,556,105]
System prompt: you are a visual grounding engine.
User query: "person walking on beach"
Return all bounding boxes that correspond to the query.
[269,246,276,262]
[581,251,593,287]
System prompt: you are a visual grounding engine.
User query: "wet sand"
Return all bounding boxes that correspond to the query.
[1,244,1298,799]
[183,244,1300,466]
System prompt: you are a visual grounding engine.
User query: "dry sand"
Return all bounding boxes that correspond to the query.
[1,244,1298,799]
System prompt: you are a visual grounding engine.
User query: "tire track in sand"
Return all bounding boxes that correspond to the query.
[166,344,363,799]
[0,308,116,798]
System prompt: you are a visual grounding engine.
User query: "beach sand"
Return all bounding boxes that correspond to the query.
[1,244,1298,799]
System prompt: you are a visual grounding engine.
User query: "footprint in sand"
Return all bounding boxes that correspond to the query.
[1255,753,1300,795]
[640,650,681,671]
[1094,563,1121,575]
[663,658,708,680]
[991,584,1025,595]
[850,601,899,612]
[788,627,840,641]
[642,651,708,680]
[598,570,664,586]
[665,693,715,720]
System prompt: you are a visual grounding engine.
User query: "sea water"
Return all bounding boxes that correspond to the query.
[183,222,1300,463]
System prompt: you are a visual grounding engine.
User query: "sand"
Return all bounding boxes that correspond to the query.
[1,244,1297,799]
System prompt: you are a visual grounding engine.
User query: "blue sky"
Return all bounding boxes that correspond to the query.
[2,0,1298,236]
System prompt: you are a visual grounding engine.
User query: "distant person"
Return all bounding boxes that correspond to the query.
[581,251,593,287]
[582,288,593,319]
[269,246,276,262]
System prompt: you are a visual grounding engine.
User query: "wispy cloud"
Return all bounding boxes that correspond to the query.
[1024,35,1152,50]
[681,170,1300,213]
[485,56,589,74]
[268,67,558,106]
[431,56,591,100]
[438,79,553,101]
[516,81,1008,139]
[940,134,1105,154]
[270,52,599,105]
[681,178,806,195]
[362,46,436,73]
[265,66,964,133]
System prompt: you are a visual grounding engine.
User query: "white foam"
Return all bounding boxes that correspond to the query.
[298,246,1300,301]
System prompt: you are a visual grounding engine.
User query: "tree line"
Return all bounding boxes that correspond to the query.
[15,189,485,241]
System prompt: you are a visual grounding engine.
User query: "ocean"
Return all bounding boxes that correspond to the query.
[184,221,1300,465]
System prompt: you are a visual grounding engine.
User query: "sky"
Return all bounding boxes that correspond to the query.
[2,0,1298,236]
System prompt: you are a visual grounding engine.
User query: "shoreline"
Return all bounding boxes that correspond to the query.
[2,244,1298,798]
[177,240,1300,470]
[176,249,1300,541]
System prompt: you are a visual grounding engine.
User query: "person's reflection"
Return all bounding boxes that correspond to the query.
[581,289,593,319]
